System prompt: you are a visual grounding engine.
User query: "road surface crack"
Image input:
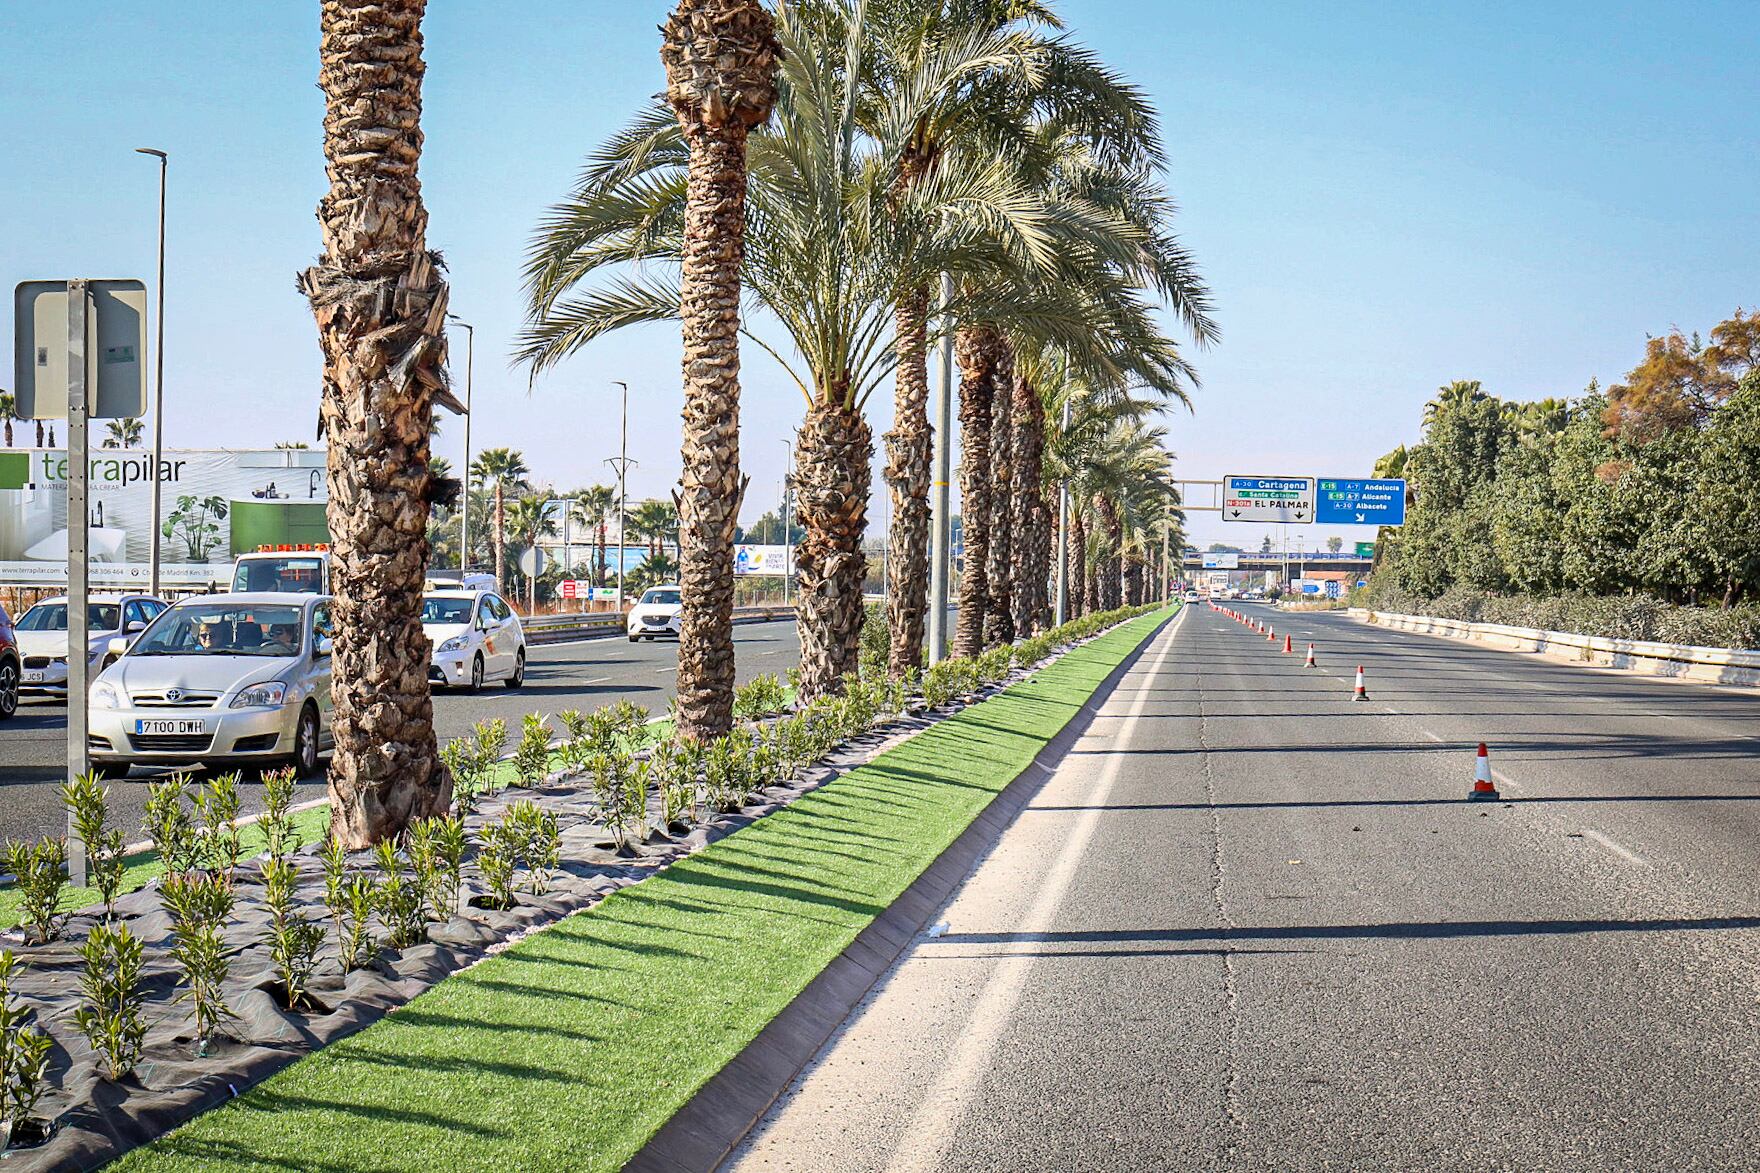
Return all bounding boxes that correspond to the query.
[1196,664,1245,1149]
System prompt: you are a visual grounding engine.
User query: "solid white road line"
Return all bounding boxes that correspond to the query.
[1582,828,1650,867]
[884,608,1187,1173]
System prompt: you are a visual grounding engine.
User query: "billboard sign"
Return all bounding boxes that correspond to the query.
[1201,551,1241,569]
[0,447,328,587]
[734,543,793,577]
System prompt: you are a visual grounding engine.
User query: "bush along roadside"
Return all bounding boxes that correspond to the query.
[0,601,1171,1169]
[1354,581,1760,650]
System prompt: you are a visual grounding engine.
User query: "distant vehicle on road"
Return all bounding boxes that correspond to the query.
[88,592,334,776]
[1183,589,1203,603]
[0,605,18,720]
[231,548,330,594]
[423,590,526,691]
[424,570,499,594]
[627,585,683,642]
[14,594,168,696]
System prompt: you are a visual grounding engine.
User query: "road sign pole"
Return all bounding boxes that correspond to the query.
[66,281,91,887]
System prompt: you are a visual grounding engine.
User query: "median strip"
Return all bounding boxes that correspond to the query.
[114,607,1175,1172]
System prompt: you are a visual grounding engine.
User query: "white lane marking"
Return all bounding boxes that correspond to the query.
[580,677,611,686]
[1582,829,1649,868]
[759,649,783,656]
[884,612,1184,1173]
[655,666,678,675]
[1421,729,1444,743]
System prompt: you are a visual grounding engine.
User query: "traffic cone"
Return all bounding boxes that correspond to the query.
[1304,643,1318,668]
[1266,625,1276,642]
[1468,743,1500,801]
[1352,665,1368,701]
[1283,634,1293,653]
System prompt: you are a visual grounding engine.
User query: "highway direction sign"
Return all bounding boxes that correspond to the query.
[1223,475,1315,523]
[1202,551,1241,569]
[1315,478,1407,526]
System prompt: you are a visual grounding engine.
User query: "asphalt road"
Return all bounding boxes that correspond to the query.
[0,619,802,846]
[730,603,1760,1171]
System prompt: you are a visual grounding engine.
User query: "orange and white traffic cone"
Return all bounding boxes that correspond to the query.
[1352,665,1368,701]
[1283,634,1293,653]
[1267,625,1276,642]
[1468,743,1500,801]
[1304,643,1318,668]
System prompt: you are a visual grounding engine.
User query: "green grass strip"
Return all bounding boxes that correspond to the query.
[112,607,1174,1172]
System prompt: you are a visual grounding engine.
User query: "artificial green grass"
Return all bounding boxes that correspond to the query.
[116,606,1173,1172]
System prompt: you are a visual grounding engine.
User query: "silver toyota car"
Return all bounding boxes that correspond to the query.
[88,593,334,777]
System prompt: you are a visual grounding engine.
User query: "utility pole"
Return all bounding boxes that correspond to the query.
[448,315,473,570]
[136,148,167,596]
[780,437,793,607]
[1054,396,1072,625]
[609,381,632,613]
[927,273,955,664]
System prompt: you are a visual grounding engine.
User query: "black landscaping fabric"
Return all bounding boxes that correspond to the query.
[1,676,1026,1172]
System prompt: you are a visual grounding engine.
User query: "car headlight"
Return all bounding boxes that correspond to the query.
[437,634,469,653]
[231,681,289,708]
[91,682,123,709]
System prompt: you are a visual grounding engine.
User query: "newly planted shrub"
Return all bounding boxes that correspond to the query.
[372,842,425,950]
[261,858,324,1010]
[409,815,467,920]
[704,732,746,813]
[3,839,68,947]
[142,775,198,879]
[976,645,1013,685]
[609,699,650,742]
[475,821,519,911]
[258,766,299,861]
[0,950,53,1149]
[473,717,509,796]
[161,872,237,1054]
[335,874,378,974]
[622,760,650,844]
[920,660,960,709]
[508,802,560,895]
[61,772,126,918]
[655,739,696,831]
[513,713,553,788]
[733,673,788,720]
[74,922,147,1080]
[556,709,592,773]
[194,772,244,883]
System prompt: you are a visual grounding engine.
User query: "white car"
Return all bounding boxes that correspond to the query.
[423,590,527,691]
[15,593,169,697]
[627,585,682,641]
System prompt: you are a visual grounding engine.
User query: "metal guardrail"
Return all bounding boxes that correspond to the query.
[521,605,792,644]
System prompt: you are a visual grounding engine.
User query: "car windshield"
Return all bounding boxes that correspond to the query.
[421,597,474,625]
[131,603,305,657]
[17,603,122,632]
[641,589,681,605]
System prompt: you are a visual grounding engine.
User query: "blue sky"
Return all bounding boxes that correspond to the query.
[4,1,1755,549]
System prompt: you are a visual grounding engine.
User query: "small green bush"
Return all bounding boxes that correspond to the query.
[261,858,324,1011]
[142,775,199,879]
[513,713,553,788]
[61,772,125,918]
[4,839,68,946]
[372,842,426,951]
[194,772,244,884]
[74,922,147,1080]
[258,767,299,862]
[0,950,53,1132]
[162,872,237,1052]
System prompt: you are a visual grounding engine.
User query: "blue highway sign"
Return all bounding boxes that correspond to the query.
[1315,478,1406,526]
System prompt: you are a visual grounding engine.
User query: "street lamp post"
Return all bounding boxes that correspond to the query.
[779,437,793,607]
[609,381,631,613]
[136,148,168,596]
[927,273,955,664]
[447,315,473,571]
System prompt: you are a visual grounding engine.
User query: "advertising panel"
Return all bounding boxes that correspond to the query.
[734,544,793,577]
[0,447,328,588]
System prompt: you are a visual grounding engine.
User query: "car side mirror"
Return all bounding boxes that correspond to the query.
[315,635,334,657]
[124,620,146,633]
[106,636,131,659]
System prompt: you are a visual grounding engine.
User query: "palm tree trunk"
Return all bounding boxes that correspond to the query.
[1008,371,1044,637]
[2,419,11,447]
[301,0,450,847]
[983,342,1015,648]
[35,420,44,447]
[1094,494,1123,610]
[952,325,996,658]
[662,0,778,741]
[883,282,932,676]
[795,400,871,700]
[1125,557,1143,606]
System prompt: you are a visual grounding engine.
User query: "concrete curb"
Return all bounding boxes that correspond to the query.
[627,609,1178,1173]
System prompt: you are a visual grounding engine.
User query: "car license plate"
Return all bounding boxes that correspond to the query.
[21,670,44,683]
[135,718,206,735]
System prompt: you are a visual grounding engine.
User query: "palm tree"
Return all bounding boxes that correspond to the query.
[470,448,529,591]
[630,499,678,559]
[297,0,464,845]
[0,391,16,447]
[102,417,143,448]
[571,484,616,583]
[504,492,558,611]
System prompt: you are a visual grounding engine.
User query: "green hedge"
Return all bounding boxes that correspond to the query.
[1356,581,1760,650]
